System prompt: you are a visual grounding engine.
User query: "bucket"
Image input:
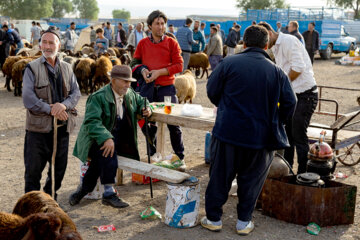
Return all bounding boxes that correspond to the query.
[164,177,200,228]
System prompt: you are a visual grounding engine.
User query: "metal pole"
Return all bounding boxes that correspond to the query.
[143,97,153,198]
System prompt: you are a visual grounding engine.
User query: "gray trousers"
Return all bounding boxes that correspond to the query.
[181,51,191,72]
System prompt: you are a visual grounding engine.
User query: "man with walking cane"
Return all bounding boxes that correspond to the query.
[70,65,152,208]
[22,28,81,200]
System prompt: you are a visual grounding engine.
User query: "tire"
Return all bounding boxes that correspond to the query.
[320,44,332,60]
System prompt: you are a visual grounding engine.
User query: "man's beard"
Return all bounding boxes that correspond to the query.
[42,49,57,59]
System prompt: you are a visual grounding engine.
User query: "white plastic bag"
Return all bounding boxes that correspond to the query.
[181,104,203,117]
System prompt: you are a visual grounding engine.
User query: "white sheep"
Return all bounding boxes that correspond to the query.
[175,70,196,104]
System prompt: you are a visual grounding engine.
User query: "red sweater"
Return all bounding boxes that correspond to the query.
[133,36,183,86]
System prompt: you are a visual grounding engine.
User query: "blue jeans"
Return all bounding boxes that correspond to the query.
[209,55,223,70]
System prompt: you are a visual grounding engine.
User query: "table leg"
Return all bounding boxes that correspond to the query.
[115,168,123,185]
[157,122,166,157]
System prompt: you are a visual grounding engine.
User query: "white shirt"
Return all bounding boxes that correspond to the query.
[272,32,317,94]
[112,88,124,119]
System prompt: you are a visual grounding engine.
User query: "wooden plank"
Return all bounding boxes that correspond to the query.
[117,156,190,183]
[330,110,360,130]
[115,169,123,186]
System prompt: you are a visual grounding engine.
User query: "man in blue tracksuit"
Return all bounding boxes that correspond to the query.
[2,24,23,54]
[201,25,297,235]
[176,18,197,72]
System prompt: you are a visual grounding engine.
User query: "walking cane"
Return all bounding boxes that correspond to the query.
[143,97,154,199]
[51,117,58,199]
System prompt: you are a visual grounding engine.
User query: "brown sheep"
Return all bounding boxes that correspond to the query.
[109,47,121,58]
[2,56,24,91]
[117,48,131,65]
[188,52,210,79]
[0,211,62,240]
[110,56,121,66]
[13,191,82,240]
[174,70,196,103]
[107,48,117,57]
[92,55,113,92]
[12,58,32,96]
[74,58,96,95]
[63,56,78,71]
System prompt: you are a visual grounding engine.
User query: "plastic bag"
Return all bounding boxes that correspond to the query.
[140,206,162,220]
[181,104,203,117]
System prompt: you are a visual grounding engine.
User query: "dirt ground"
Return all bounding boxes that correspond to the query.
[1,53,360,240]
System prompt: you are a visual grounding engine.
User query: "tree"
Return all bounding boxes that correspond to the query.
[52,0,73,18]
[112,9,131,20]
[328,0,360,19]
[236,0,288,11]
[73,0,99,20]
[0,0,53,19]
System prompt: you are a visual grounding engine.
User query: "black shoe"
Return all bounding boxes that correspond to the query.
[69,187,87,206]
[102,193,129,208]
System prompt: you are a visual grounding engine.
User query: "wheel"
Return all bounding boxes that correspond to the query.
[320,44,332,60]
[336,143,360,166]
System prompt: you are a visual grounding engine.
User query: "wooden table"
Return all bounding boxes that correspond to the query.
[148,103,216,156]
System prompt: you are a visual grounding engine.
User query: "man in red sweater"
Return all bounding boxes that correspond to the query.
[130,10,185,169]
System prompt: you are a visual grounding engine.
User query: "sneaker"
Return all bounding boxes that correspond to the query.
[200,216,222,232]
[69,187,88,206]
[102,193,129,208]
[236,221,254,236]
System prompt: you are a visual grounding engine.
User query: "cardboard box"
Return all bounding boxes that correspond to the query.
[132,173,160,184]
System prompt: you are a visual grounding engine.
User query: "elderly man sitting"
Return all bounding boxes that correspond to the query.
[70,65,151,208]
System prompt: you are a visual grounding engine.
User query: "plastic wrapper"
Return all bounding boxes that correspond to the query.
[181,104,203,117]
[94,224,116,232]
[153,154,183,169]
[140,206,162,220]
[306,222,321,235]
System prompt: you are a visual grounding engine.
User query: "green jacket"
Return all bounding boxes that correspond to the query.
[73,84,149,163]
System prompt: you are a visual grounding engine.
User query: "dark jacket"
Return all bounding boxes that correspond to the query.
[6,29,21,44]
[289,30,304,45]
[302,30,320,53]
[115,28,127,45]
[207,47,297,150]
[228,27,241,43]
[225,29,238,48]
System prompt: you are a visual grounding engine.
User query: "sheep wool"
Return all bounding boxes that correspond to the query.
[175,70,197,104]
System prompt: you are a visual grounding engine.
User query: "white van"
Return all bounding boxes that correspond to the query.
[11,20,49,41]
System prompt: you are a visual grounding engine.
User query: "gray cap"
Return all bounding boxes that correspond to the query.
[110,65,137,82]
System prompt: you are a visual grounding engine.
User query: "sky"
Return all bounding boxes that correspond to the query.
[97,0,329,18]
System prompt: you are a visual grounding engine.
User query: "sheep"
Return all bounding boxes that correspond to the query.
[92,55,113,92]
[188,52,210,79]
[16,47,32,56]
[110,56,121,66]
[0,211,62,240]
[74,58,96,95]
[63,56,78,71]
[81,46,94,56]
[174,70,196,103]
[117,48,131,65]
[58,52,68,61]
[16,45,41,57]
[2,56,24,91]
[109,47,120,58]
[11,58,32,96]
[13,191,82,240]
[107,48,117,57]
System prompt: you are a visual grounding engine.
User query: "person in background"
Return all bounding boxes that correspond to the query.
[115,22,127,48]
[36,22,43,31]
[216,24,225,45]
[302,22,320,65]
[176,18,197,72]
[276,21,287,33]
[31,21,41,46]
[94,28,109,56]
[288,21,304,44]
[10,23,19,34]
[0,27,6,68]
[127,24,133,39]
[104,22,113,47]
[225,24,241,56]
[102,22,105,29]
[127,22,147,50]
[228,22,241,43]
[168,24,176,35]
[192,20,205,53]
[22,28,81,199]
[200,22,206,39]
[259,21,318,174]
[202,25,296,236]
[2,24,23,54]
[252,21,257,25]
[90,26,96,44]
[65,22,77,51]
[206,26,223,70]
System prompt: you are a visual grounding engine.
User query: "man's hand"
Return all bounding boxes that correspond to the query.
[100,138,115,158]
[97,43,103,48]
[56,111,68,121]
[148,68,169,83]
[50,103,67,116]
[142,107,152,117]
[142,68,151,83]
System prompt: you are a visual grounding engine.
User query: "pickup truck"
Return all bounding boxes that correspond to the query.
[318,21,356,60]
